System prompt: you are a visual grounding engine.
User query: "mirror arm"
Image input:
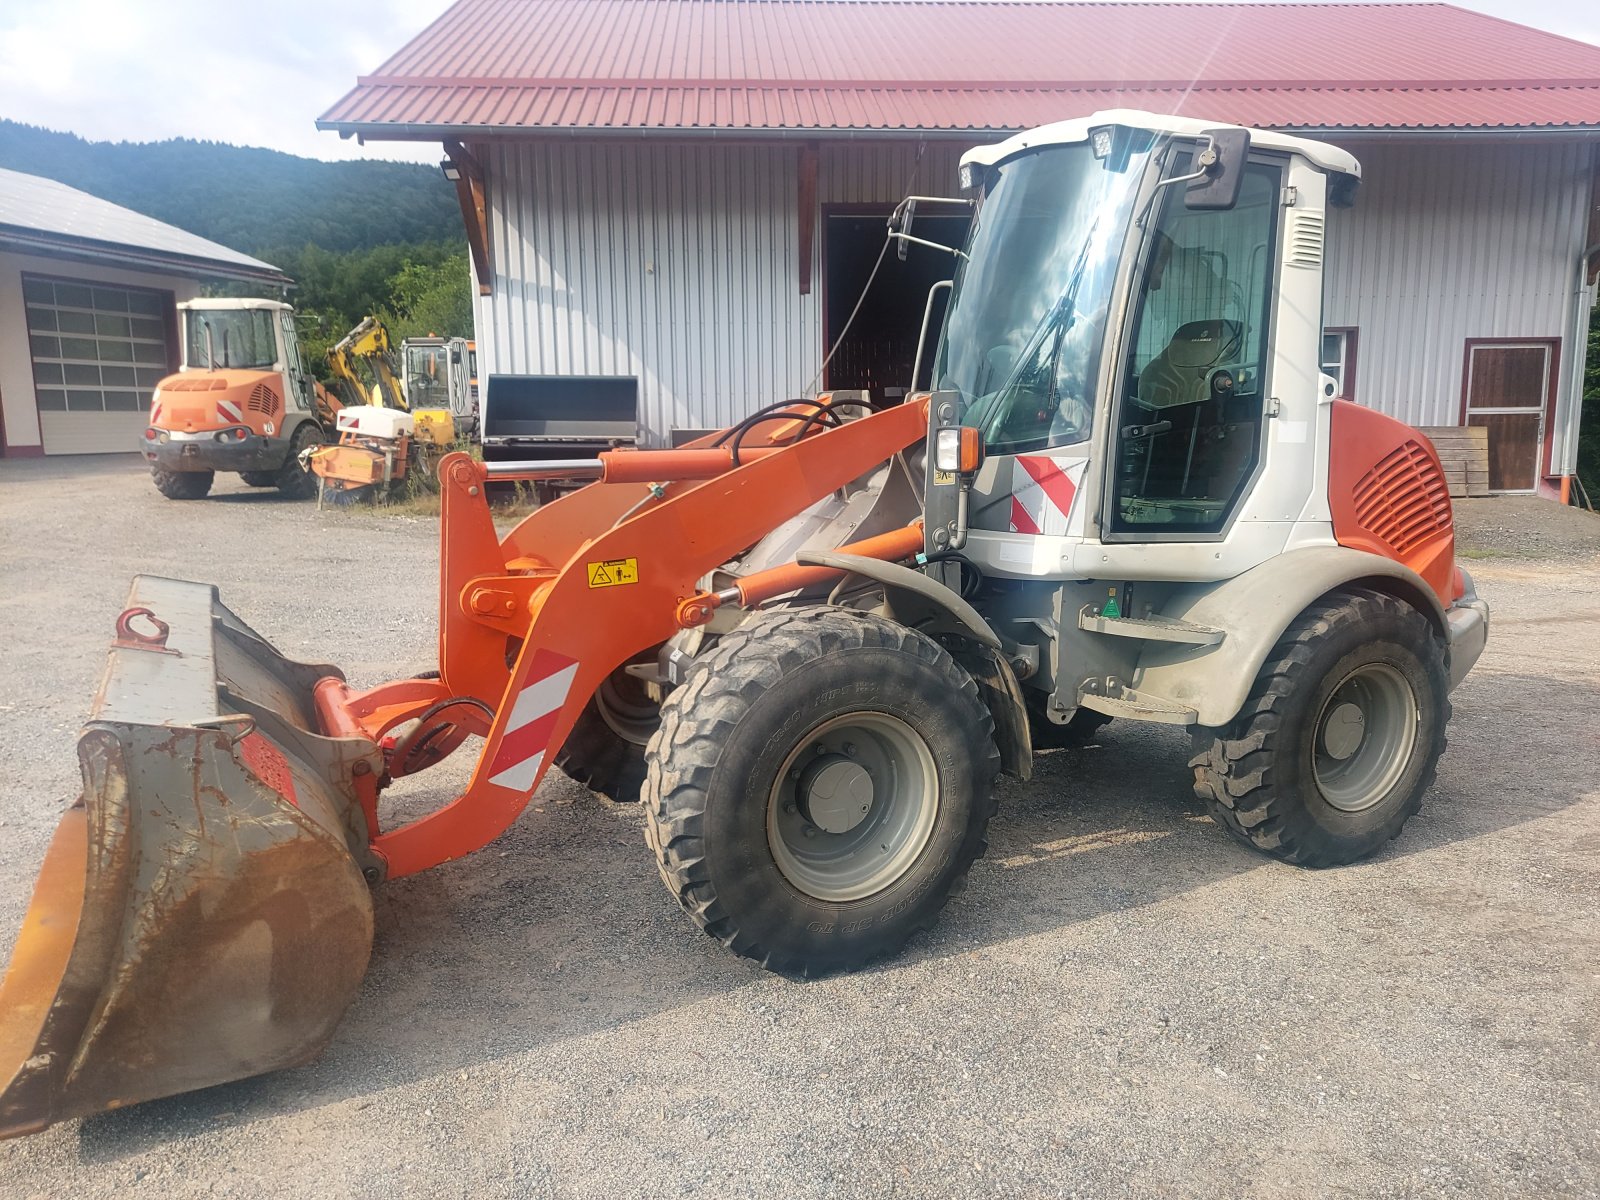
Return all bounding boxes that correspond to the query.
[1152,135,1218,193]
[888,231,970,261]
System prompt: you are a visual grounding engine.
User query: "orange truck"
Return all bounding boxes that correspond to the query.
[140,298,337,499]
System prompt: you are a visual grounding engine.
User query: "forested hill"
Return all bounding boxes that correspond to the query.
[0,120,458,256]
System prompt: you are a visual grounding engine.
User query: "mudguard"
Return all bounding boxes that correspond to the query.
[1131,545,1450,728]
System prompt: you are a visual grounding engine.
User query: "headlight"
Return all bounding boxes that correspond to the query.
[934,426,983,475]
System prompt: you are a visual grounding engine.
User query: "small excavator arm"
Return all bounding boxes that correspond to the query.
[327,316,407,412]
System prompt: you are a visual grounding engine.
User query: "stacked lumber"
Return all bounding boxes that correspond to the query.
[1418,426,1490,497]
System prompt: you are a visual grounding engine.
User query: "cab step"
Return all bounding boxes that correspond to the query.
[1076,682,1198,726]
[1078,609,1225,646]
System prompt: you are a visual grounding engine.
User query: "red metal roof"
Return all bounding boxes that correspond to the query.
[318,1,1600,136]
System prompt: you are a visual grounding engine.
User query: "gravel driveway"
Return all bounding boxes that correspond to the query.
[1,455,1597,1199]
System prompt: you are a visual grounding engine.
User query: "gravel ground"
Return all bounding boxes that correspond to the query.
[1454,495,1600,563]
[0,455,1596,1199]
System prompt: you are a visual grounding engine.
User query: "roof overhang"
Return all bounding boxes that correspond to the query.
[0,226,292,288]
[317,118,1600,146]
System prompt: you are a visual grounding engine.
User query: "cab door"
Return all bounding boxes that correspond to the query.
[1103,157,1284,541]
[278,311,317,414]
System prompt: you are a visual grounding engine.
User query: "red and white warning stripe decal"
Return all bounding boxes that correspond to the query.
[1009,456,1084,537]
[150,401,163,425]
[217,398,244,425]
[485,649,580,793]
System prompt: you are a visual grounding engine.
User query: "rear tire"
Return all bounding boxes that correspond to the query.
[644,608,1000,976]
[276,423,323,499]
[152,467,213,500]
[240,470,278,487]
[1189,588,1448,867]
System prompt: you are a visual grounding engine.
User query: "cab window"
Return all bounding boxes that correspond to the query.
[1110,159,1281,535]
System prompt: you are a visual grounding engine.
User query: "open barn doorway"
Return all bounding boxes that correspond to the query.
[823,209,970,402]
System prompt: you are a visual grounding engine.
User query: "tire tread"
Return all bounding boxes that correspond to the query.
[643,607,1000,976]
[1188,587,1450,866]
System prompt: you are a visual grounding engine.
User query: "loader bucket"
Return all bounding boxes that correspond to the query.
[0,577,378,1138]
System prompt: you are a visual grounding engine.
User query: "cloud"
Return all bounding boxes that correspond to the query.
[0,0,446,162]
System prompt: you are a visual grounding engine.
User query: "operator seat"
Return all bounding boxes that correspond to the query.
[1136,319,1243,410]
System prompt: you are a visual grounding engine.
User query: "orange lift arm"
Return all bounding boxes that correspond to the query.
[315,397,932,880]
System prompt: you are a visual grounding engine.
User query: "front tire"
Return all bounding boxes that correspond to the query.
[1189,587,1448,866]
[644,608,1000,976]
[276,423,323,498]
[151,467,213,500]
[240,470,278,487]
[554,663,660,803]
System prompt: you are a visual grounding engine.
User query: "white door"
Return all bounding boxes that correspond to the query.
[25,275,172,454]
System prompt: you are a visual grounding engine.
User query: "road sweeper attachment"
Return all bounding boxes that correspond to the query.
[0,578,379,1138]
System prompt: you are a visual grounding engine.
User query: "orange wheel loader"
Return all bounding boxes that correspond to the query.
[141,299,339,500]
[1,112,1490,1137]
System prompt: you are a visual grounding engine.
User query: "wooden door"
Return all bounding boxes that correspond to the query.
[1461,341,1553,493]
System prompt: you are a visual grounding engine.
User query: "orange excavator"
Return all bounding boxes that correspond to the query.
[2,112,1490,1137]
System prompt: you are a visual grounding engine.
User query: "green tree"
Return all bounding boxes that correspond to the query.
[1580,303,1599,503]
[380,253,475,343]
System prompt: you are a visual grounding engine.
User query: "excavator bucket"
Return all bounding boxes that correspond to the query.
[0,577,377,1138]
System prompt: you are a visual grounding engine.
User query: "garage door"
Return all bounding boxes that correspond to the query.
[25,275,173,454]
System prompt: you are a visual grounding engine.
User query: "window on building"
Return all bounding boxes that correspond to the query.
[1321,328,1357,400]
[24,275,171,413]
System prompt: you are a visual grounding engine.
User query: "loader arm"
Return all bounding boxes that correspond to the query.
[320,397,933,878]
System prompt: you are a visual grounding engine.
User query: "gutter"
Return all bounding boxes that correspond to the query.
[317,119,1600,145]
[317,120,1005,143]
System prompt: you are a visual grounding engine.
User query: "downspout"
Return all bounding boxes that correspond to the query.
[1563,239,1600,498]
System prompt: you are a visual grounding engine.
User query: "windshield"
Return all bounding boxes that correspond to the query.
[933,143,1150,455]
[405,344,451,410]
[184,308,277,370]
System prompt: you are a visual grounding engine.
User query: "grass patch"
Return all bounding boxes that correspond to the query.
[318,435,541,524]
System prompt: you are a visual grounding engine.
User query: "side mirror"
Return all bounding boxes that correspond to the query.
[894,199,917,261]
[1185,128,1251,210]
[450,348,463,365]
[1329,172,1361,209]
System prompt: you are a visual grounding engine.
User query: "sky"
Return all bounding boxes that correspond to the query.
[0,0,1597,165]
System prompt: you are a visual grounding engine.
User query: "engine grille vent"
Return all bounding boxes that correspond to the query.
[1351,439,1452,554]
[247,383,281,418]
[1287,210,1325,268]
[164,377,228,392]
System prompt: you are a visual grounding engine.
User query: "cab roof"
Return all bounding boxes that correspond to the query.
[962,110,1361,179]
[177,298,296,314]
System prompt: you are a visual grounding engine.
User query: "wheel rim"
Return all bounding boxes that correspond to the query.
[594,671,659,747]
[1312,663,1419,812]
[766,712,939,902]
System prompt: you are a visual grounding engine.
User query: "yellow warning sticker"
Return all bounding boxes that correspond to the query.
[586,557,640,589]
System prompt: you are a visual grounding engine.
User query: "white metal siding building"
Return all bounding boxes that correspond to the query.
[320,0,1600,497]
[478,140,966,436]
[1322,139,1597,492]
[468,135,1598,494]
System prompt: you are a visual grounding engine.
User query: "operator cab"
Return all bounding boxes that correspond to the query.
[401,335,478,433]
[924,111,1360,576]
[177,298,317,413]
